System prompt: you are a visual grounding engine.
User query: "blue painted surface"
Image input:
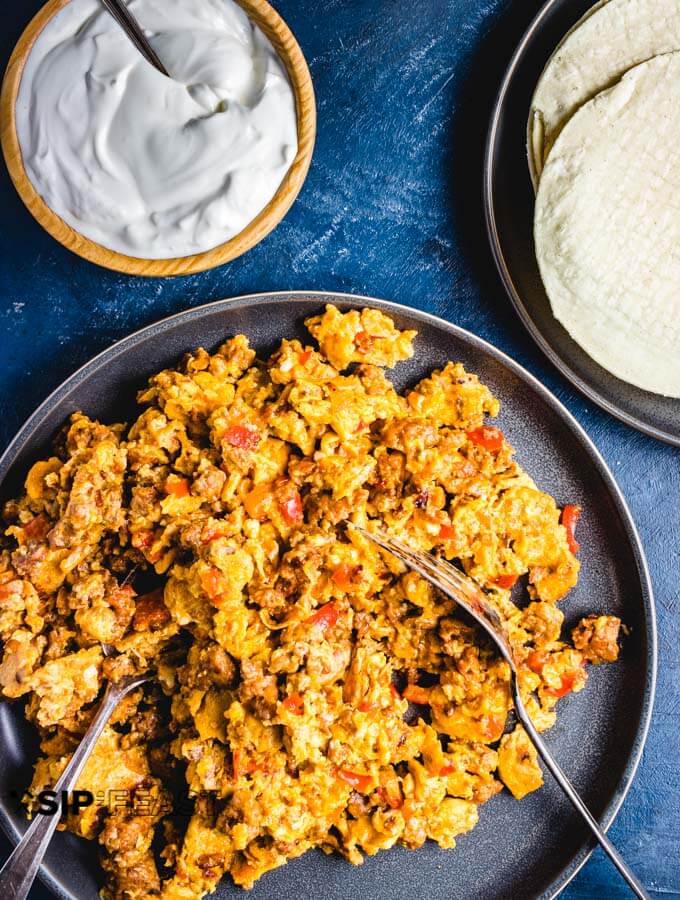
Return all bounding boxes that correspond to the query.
[0,0,677,897]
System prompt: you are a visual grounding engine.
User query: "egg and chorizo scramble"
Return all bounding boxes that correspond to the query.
[0,306,621,898]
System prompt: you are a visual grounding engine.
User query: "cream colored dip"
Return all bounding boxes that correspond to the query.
[16,0,298,258]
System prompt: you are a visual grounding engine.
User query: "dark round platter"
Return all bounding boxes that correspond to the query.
[484,0,680,447]
[0,292,656,900]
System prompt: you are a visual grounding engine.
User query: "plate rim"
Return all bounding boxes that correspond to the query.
[0,290,658,900]
[482,0,680,448]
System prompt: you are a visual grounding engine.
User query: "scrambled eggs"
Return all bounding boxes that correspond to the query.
[0,306,621,898]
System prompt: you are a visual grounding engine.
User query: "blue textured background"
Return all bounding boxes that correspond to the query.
[0,0,677,897]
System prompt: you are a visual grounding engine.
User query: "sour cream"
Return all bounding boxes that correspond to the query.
[16,0,298,259]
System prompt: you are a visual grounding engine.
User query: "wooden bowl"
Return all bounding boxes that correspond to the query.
[0,0,316,276]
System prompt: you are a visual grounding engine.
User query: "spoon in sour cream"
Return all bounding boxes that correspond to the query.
[100,0,170,76]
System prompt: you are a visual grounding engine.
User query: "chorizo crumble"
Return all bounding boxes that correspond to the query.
[0,306,622,898]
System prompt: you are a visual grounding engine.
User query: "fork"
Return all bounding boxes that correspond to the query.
[354,525,649,899]
[0,628,186,900]
[0,667,150,900]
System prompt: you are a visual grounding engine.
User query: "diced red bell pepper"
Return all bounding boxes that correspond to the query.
[466,425,504,453]
[165,475,190,497]
[439,762,456,776]
[332,563,359,589]
[298,349,312,364]
[278,482,304,525]
[354,331,372,351]
[492,574,518,589]
[546,673,576,698]
[201,522,225,544]
[337,769,372,792]
[0,582,17,603]
[244,483,272,520]
[439,523,456,540]
[561,504,582,554]
[223,425,260,450]
[232,749,258,779]
[481,713,506,740]
[402,684,430,705]
[282,693,304,715]
[305,601,340,631]
[200,567,225,606]
[232,749,242,779]
[545,665,584,698]
[526,649,549,673]
[281,493,302,525]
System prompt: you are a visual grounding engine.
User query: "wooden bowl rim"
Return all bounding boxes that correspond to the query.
[0,0,316,277]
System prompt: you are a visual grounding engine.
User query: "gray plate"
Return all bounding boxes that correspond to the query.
[484,0,680,446]
[0,292,656,900]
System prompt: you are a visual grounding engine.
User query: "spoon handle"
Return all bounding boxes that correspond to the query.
[99,0,170,77]
[0,679,130,900]
[511,677,649,899]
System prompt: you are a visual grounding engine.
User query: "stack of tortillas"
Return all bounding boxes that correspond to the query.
[530,0,680,398]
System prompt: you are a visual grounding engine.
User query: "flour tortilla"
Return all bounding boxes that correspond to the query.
[528,0,680,186]
[527,0,610,187]
[534,52,680,398]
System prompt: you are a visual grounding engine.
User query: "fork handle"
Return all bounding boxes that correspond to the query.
[99,0,170,76]
[0,680,126,900]
[511,678,649,899]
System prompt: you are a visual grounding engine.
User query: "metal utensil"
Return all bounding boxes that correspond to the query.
[100,0,170,77]
[0,665,151,900]
[355,525,650,899]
